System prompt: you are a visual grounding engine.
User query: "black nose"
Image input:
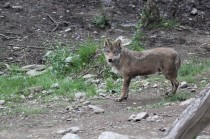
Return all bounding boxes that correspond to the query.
[108,59,113,62]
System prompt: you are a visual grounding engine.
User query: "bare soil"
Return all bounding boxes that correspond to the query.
[1,0,210,139]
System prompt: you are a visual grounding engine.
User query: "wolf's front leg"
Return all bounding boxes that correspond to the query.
[116,76,131,102]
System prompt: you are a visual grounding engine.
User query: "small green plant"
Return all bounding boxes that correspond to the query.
[46,43,70,75]
[92,14,109,29]
[165,91,191,102]
[46,40,98,75]
[92,0,109,29]
[129,20,145,51]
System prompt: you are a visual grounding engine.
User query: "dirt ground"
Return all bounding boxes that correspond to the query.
[1,0,210,139]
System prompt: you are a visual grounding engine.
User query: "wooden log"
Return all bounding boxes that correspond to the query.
[164,83,210,139]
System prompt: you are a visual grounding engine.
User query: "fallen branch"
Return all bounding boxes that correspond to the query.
[7,44,54,50]
[45,13,71,32]
[0,33,18,40]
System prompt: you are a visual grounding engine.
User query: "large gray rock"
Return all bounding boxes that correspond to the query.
[98,131,129,139]
[61,133,81,139]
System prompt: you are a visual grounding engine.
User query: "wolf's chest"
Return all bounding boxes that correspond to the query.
[111,66,121,75]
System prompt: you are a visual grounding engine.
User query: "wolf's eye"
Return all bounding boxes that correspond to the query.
[113,51,118,55]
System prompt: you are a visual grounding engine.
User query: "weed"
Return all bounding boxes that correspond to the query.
[129,20,145,51]
[92,14,109,29]
[92,0,109,29]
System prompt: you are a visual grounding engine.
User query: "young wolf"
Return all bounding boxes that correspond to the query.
[103,38,181,101]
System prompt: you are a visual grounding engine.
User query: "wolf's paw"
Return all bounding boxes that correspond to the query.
[115,96,128,102]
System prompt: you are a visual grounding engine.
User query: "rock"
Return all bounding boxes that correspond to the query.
[50,83,60,89]
[152,84,158,88]
[191,8,198,15]
[0,71,4,75]
[99,93,107,97]
[150,115,159,122]
[115,36,132,46]
[12,5,23,11]
[0,100,5,105]
[82,101,91,106]
[197,135,210,139]
[74,92,86,100]
[128,114,136,121]
[88,105,105,114]
[82,74,96,79]
[26,69,48,76]
[98,131,129,139]
[65,56,73,63]
[22,64,46,71]
[180,98,195,106]
[64,28,72,32]
[134,112,149,121]
[66,126,80,134]
[180,81,188,88]
[4,2,11,8]
[57,129,67,135]
[61,133,81,139]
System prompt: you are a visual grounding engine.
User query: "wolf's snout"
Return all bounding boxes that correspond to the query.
[108,59,113,62]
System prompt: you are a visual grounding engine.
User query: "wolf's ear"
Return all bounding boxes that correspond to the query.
[115,39,122,48]
[104,38,112,47]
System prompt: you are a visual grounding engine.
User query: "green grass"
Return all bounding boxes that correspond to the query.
[178,58,210,83]
[145,91,191,109]
[0,71,96,103]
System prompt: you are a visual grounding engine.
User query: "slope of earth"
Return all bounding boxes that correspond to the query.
[1,0,210,139]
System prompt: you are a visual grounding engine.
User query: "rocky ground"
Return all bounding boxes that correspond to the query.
[1,0,210,139]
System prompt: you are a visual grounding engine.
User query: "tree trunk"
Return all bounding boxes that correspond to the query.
[164,83,210,139]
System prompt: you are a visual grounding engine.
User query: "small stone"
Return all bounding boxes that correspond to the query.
[152,84,158,88]
[98,131,129,139]
[4,2,11,8]
[180,81,188,88]
[61,133,81,139]
[50,83,60,89]
[12,5,23,11]
[88,105,104,114]
[134,112,149,121]
[0,100,5,105]
[64,28,72,32]
[65,56,73,63]
[74,92,86,100]
[99,93,107,97]
[197,135,210,139]
[82,74,96,79]
[128,114,136,121]
[66,126,80,134]
[0,71,4,75]
[151,115,159,122]
[57,129,67,135]
[180,98,195,106]
[191,8,198,15]
[82,101,91,106]
[115,36,132,46]
[20,95,26,99]
[159,127,166,132]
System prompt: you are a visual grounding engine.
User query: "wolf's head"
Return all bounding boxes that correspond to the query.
[103,38,122,63]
